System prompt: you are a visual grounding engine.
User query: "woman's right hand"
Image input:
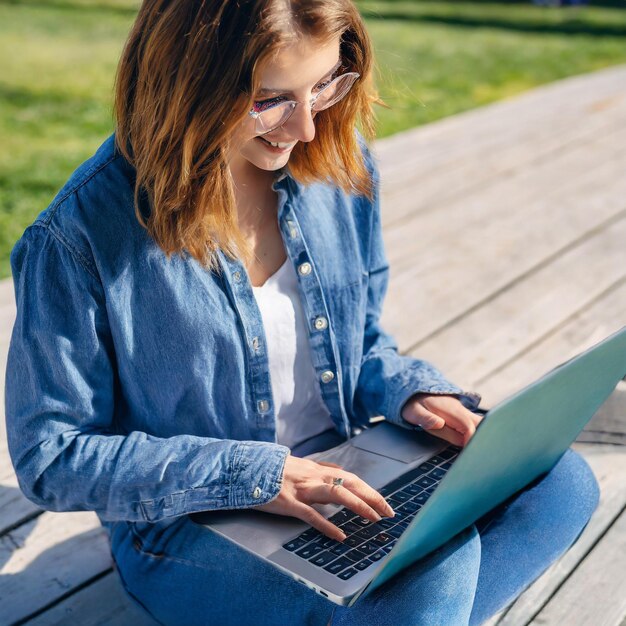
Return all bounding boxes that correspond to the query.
[254,455,395,541]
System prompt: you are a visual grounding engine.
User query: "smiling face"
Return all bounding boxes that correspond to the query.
[228,35,342,183]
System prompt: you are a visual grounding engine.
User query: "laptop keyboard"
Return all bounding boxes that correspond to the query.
[282,447,460,580]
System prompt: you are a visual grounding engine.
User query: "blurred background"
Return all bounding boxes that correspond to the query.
[1,0,626,279]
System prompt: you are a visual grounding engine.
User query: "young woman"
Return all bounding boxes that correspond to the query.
[5,1,599,624]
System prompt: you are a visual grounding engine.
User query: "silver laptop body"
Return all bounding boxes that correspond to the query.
[190,326,626,606]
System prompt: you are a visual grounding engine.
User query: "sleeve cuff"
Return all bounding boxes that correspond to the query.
[383,362,482,430]
[228,441,290,508]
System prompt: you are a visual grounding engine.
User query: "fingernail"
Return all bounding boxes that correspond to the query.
[338,531,347,541]
[386,505,395,517]
[373,513,382,522]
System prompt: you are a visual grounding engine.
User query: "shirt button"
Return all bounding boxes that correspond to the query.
[314,316,328,331]
[287,221,298,239]
[257,399,270,413]
[321,370,335,384]
[252,337,261,352]
[233,271,242,283]
[252,487,262,499]
[298,262,312,276]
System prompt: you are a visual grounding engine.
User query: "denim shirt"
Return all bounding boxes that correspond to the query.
[5,134,480,525]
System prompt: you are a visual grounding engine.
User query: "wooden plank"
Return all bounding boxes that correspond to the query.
[472,282,626,407]
[0,462,41,537]
[376,66,626,225]
[483,445,626,626]
[379,99,625,228]
[24,571,158,626]
[0,277,16,446]
[0,511,111,625]
[383,122,626,275]
[382,154,626,351]
[579,381,626,446]
[376,64,626,174]
[529,494,626,626]
[404,219,626,399]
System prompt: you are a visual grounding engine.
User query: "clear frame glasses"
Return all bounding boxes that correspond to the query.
[248,71,360,135]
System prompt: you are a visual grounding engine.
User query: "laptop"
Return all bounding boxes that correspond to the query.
[190,326,626,606]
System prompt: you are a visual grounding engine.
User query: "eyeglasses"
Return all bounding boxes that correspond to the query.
[248,71,360,135]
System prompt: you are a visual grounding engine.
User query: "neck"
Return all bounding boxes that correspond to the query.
[230,165,279,238]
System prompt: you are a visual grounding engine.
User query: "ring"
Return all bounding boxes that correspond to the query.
[332,477,344,487]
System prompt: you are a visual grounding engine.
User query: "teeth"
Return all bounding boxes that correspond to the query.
[264,139,294,149]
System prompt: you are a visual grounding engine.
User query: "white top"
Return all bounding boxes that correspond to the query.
[252,258,335,449]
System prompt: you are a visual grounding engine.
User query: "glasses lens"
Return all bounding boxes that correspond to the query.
[312,73,359,112]
[255,101,296,134]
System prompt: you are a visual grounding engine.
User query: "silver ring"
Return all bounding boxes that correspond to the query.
[332,477,344,487]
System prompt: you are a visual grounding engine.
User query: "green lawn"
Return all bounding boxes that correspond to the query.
[1,0,625,278]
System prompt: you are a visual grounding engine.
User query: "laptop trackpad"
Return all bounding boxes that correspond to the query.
[349,422,445,463]
[309,422,446,490]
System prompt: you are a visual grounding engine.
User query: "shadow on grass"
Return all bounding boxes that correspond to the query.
[361,10,626,37]
[1,0,138,17]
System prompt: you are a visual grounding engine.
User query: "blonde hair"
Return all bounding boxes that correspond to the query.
[115,0,378,270]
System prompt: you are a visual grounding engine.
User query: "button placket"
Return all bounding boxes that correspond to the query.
[278,210,351,438]
[217,251,276,438]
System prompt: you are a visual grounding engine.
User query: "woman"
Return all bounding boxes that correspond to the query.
[5,1,599,624]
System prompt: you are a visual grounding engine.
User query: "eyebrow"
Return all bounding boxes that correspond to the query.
[256,59,342,98]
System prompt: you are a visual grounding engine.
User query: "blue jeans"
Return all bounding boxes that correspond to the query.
[108,442,598,626]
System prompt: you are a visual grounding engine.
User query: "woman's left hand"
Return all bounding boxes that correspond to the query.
[401,394,483,447]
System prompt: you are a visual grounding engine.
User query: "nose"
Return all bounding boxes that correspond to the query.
[284,101,316,143]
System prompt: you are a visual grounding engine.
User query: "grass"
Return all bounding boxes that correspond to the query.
[1,0,626,278]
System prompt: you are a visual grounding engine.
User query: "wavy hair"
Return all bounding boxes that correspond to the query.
[115,0,378,269]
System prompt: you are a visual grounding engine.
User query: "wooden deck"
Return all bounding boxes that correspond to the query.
[1,64,625,625]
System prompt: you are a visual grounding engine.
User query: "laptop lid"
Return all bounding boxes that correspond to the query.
[354,325,626,604]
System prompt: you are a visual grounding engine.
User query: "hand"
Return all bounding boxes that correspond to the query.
[401,393,483,447]
[254,455,395,541]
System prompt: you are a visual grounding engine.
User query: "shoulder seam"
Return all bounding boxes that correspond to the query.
[30,223,99,281]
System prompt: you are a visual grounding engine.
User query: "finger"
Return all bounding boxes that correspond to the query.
[290,501,347,541]
[426,424,465,447]
[414,408,445,430]
[427,397,483,438]
[471,411,484,427]
[338,473,395,518]
[321,474,394,520]
[432,404,476,445]
[317,461,344,469]
[402,401,446,430]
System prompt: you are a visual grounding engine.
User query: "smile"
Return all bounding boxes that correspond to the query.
[256,137,297,152]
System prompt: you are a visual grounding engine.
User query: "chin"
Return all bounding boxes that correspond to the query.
[250,153,292,172]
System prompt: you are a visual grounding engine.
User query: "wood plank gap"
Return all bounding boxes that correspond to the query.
[399,210,626,358]
[13,568,113,626]
[0,509,43,541]
[473,274,626,390]
[575,439,626,447]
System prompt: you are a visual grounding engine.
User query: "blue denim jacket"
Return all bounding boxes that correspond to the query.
[5,134,479,526]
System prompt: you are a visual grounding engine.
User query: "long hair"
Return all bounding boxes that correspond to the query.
[114,0,378,270]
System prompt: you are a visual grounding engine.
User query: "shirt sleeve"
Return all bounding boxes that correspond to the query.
[5,223,289,523]
[352,147,481,429]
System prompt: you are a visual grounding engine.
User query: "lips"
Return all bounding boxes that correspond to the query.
[256,136,297,153]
